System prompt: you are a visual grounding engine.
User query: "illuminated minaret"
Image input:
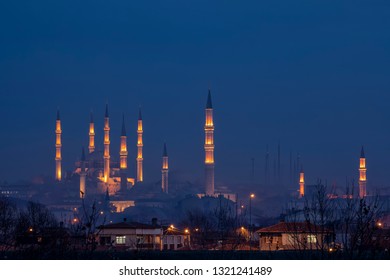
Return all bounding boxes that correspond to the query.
[359,146,367,198]
[103,104,110,183]
[88,111,95,154]
[80,147,86,198]
[120,114,128,191]
[161,143,169,193]
[55,109,62,181]
[204,90,215,195]
[136,108,143,182]
[299,166,305,198]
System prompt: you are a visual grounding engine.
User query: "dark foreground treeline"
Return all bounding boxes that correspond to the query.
[1,189,390,260]
[1,249,389,260]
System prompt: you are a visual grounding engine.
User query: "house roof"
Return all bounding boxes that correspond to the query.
[257,221,332,234]
[98,222,160,230]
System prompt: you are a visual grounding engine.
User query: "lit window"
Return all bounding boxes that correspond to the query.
[307,234,317,243]
[116,236,126,245]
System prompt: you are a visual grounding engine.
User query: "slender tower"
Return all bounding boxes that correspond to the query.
[162,143,169,193]
[265,144,269,186]
[88,111,95,154]
[120,114,128,191]
[299,166,305,198]
[80,147,86,198]
[204,90,215,195]
[136,108,143,182]
[359,146,367,198]
[55,109,62,181]
[103,104,110,183]
[277,142,281,183]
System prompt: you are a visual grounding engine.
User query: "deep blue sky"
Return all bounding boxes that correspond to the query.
[1,0,390,189]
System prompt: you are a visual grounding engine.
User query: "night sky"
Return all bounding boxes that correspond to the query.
[1,1,390,189]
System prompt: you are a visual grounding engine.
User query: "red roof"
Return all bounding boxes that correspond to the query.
[257,222,331,233]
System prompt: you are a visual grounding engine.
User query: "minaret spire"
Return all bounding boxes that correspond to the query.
[120,114,128,191]
[204,90,215,195]
[206,89,213,109]
[277,141,281,184]
[299,165,305,198]
[103,104,110,183]
[136,107,144,182]
[162,143,169,193]
[80,147,86,198]
[55,109,62,181]
[359,146,367,198]
[89,111,95,154]
[265,144,269,186]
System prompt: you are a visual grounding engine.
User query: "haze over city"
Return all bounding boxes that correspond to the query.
[1,0,390,189]
[2,1,390,263]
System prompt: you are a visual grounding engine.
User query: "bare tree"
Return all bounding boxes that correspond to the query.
[75,199,106,253]
[337,183,381,258]
[0,196,18,251]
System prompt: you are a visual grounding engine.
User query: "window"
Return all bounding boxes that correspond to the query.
[137,235,144,244]
[307,234,317,244]
[116,236,126,245]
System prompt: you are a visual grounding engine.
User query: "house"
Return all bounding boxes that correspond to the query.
[96,220,163,250]
[256,221,333,251]
[162,225,191,250]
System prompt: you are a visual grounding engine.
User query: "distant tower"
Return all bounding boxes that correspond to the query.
[55,109,62,181]
[265,144,269,185]
[299,166,305,198]
[359,146,367,198]
[103,104,110,183]
[277,142,281,183]
[120,114,128,191]
[136,108,143,182]
[80,147,86,198]
[289,150,293,185]
[204,90,215,195]
[88,111,95,154]
[162,143,169,193]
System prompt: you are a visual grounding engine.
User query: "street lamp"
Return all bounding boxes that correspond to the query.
[249,193,255,251]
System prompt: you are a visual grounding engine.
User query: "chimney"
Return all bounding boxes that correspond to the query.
[123,218,127,222]
[151,218,158,227]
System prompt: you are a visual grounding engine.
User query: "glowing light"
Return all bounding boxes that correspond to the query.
[170,224,174,229]
[241,227,245,230]
[184,229,189,234]
[28,227,33,233]
[195,228,199,232]
[250,194,255,199]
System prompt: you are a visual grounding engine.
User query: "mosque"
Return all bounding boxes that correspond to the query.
[53,91,218,213]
